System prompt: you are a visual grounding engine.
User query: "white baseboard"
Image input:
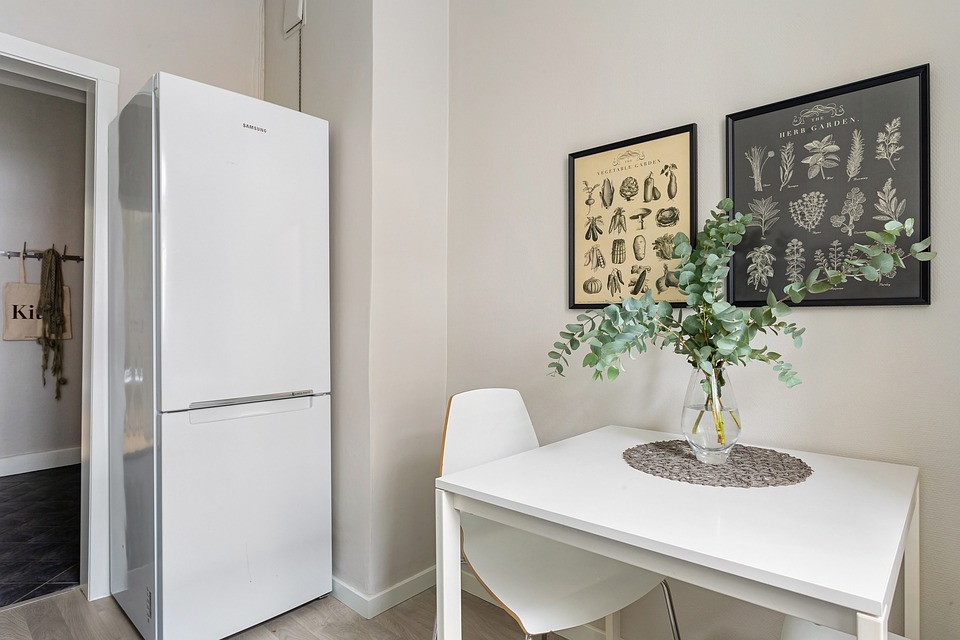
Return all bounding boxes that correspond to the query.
[332,564,437,619]
[333,564,605,639]
[0,447,80,477]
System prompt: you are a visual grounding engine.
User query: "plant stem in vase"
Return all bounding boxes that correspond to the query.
[681,367,741,464]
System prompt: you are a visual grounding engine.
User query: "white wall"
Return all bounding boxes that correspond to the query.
[368,0,449,595]
[0,82,85,468]
[448,1,958,639]
[0,0,263,105]
[265,0,449,604]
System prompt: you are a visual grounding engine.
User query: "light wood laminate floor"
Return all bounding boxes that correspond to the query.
[0,585,554,640]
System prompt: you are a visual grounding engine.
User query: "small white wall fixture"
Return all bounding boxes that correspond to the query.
[0,31,118,600]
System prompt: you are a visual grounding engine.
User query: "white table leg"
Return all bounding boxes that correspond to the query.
[604,611,621,640]
[857,607,889,640]
[436,488,462,640]
[905,485,920,639]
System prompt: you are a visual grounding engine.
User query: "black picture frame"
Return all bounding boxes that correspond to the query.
[726,65,930,306]
[568,124,697,309]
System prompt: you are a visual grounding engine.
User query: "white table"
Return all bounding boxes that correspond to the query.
[435,426,920,640]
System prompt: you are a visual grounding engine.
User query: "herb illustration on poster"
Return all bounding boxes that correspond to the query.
[726,65,930,306]
[569,124,697,309]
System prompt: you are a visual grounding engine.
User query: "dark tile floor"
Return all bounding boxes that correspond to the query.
[0,464,80,608]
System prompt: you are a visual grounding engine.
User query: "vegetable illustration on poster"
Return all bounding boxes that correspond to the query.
[568,124,697,309]
[726,65,930,306]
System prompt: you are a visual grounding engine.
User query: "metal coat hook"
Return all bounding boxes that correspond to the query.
[1,242,84,263]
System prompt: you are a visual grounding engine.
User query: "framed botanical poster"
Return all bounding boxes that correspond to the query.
[568,124,697,309]
[726,65,930,306]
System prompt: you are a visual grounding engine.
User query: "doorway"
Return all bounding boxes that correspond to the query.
[0,32,118,603]
[0,72,86,607]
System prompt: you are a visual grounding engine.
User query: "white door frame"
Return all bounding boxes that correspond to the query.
[0,31,118,600]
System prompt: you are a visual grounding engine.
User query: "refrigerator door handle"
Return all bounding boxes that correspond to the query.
[188,390,320,410]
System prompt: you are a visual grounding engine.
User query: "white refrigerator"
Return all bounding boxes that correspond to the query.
[108,73,331,640]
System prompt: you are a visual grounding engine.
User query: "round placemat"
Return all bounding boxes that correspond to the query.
[623,439,813,488]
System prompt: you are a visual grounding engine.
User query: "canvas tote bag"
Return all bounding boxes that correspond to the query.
[2,250,72,341]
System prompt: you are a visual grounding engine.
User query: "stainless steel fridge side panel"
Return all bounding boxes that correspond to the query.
[159,395,332,639]
[108,76,160,640]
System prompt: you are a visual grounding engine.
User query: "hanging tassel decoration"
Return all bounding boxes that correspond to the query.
[37,246,67,399]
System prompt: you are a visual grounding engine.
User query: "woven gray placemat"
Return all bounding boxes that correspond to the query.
[623,439,813,488]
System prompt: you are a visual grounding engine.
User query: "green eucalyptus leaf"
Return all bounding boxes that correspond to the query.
[866,230,897,245]
[715,338,738,354]
[854,243,882,257]
[871,253,895,274]
[772,302,791,317]
[808,281,833,294]
[910,238,932,254]
[826,270,845,285]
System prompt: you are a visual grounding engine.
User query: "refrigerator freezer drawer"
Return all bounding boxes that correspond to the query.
[159,395,331,639]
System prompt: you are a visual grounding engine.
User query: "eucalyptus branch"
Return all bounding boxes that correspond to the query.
[549,198,934,387]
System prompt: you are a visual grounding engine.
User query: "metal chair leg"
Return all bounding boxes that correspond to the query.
[659,580,682,640]
[432,616,438,640]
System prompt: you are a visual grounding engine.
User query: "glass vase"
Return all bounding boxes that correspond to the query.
[680,366,741,464]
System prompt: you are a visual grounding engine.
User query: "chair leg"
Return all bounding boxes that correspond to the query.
[431,615,438,640]
[659,580,682,640]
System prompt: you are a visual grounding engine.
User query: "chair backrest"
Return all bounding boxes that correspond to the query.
[439,388,539,476]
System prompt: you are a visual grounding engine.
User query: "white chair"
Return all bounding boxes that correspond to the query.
[435,388,682,640]
[781,616,906,640]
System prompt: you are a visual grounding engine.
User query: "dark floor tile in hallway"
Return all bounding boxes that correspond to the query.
[0,465,80,608]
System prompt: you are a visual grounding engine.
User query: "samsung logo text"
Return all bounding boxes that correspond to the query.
[243,123,267,133]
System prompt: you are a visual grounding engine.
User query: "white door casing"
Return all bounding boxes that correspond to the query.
[0,31,119,600]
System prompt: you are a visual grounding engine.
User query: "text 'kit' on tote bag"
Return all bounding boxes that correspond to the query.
[2,248,72,341]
